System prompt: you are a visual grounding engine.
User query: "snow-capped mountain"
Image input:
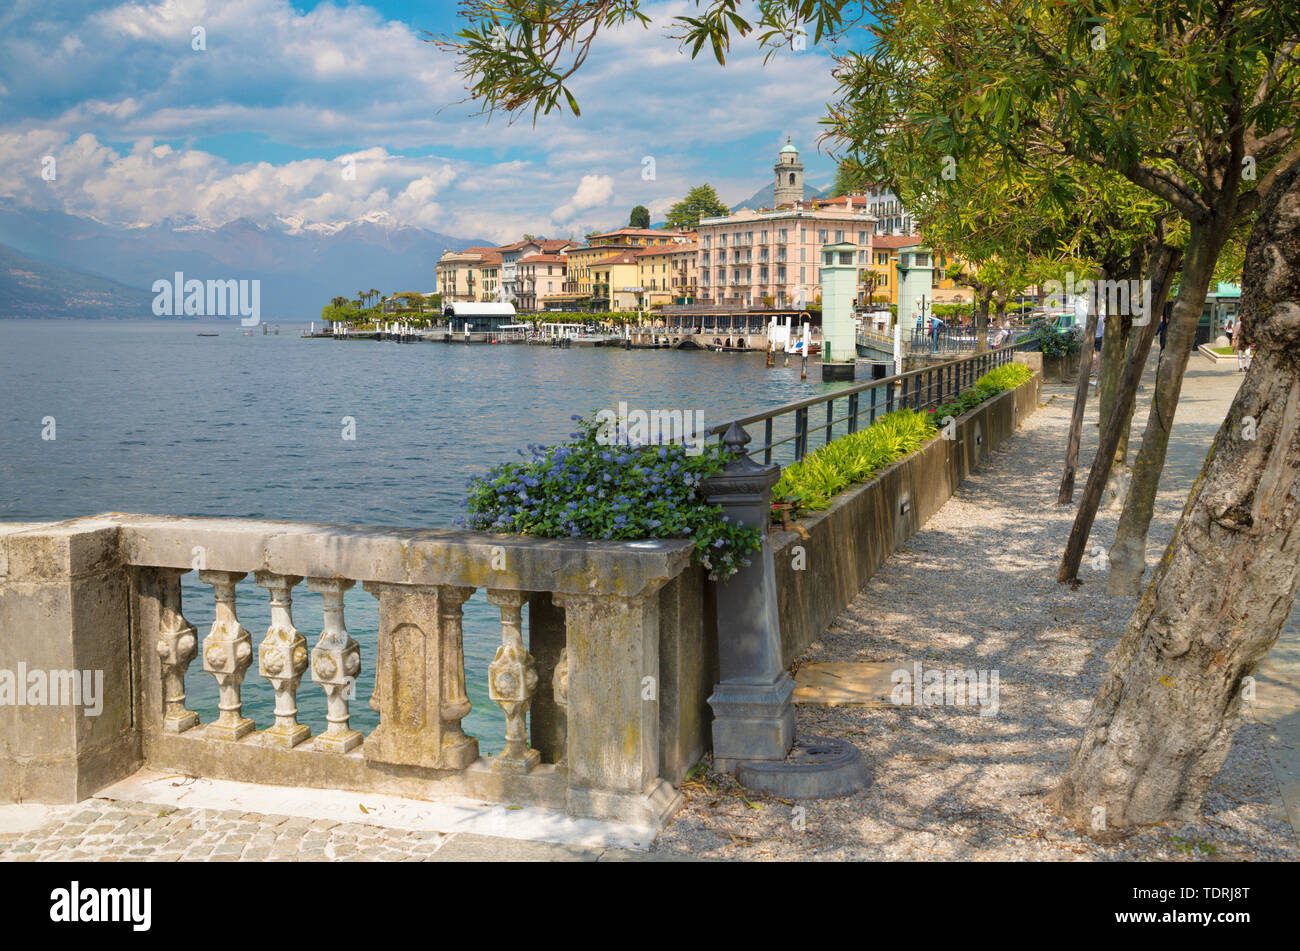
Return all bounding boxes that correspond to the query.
[0,201,489,319]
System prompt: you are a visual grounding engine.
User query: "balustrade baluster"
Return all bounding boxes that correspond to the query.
[198,570,254,740]
[254,572,310,747]
[362,583,478,770]
[156,568,199,733]
[552,647,569,766]
[486,589,541,772]
[307,577,362,752]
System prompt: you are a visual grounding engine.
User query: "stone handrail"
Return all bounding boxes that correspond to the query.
[0,515,701,829]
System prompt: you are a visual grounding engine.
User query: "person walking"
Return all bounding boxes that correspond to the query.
[1234,320,1250,371]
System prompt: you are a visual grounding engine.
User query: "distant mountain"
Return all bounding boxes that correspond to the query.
[0,242,152,319]
[0,202,489,319]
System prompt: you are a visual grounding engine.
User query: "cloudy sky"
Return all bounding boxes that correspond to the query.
[0,0,854,243]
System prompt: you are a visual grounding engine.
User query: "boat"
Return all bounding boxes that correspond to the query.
[197,333,219,337]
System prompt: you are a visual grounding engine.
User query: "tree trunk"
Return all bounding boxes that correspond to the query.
[1057,246,1179,583]
[1053,165,1300,829]
[1058,277,1102,503]
[975,291,991,353]
[1107,221,1231,595]
[1103,313,1139,509]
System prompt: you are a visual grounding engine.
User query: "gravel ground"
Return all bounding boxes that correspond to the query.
[654,363,1299,861]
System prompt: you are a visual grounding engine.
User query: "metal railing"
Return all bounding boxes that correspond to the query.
[910,325,1036,353]
[707,347,1025,467]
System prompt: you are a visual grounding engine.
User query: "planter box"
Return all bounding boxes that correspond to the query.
[768,373,1042,665]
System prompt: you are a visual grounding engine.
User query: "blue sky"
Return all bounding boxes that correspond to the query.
[0,0,852,242]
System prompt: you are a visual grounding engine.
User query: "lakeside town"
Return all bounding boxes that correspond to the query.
[319,141,982,339]
[5,0,1299,901]
[319,138,1243,359]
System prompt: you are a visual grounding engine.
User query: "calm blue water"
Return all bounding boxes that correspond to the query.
[0,319,846,749]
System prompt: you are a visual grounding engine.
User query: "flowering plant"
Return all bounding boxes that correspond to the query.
[462,414,762,579]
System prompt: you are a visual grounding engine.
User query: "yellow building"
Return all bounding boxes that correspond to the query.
[435,246,502,303]
[635,243,699,307]
[863,235,971,306]
[590,252,644,311]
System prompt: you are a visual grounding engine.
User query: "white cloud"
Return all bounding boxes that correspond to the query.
[0,0,845,237]
[551,174,614,224]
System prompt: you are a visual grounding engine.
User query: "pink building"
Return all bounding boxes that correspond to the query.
[695,142,875,308]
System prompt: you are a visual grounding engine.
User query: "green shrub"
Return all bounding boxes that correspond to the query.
[773,362,1035,514]
[978,362,1034,391]
[931,363,1033,421]
[773,409,937,511]
[1027,318,1080,358]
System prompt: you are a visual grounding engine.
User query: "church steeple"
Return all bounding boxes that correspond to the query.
[774,137,804,206]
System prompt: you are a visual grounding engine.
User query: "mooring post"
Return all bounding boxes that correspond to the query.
[701,422,795,773]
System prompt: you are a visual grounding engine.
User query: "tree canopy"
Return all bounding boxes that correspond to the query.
[664,184,730,230]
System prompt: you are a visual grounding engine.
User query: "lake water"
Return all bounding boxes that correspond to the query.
[0,319,848,748]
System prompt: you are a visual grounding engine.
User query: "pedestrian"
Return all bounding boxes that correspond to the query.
[1235,322,1250,371]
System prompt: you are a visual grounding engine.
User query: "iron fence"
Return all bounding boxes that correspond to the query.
[705,346,1027,468]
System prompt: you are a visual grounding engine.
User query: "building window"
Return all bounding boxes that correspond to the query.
[779,229,788,242]
[835,230,844,243]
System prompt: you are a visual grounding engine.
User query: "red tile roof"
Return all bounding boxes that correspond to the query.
[871,234,924,249]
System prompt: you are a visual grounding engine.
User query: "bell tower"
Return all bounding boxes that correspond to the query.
[774,137,804,206]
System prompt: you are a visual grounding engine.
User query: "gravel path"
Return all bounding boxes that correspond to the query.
[654,360,1299,861]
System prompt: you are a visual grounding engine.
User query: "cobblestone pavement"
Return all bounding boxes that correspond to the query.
[0,799,661,862]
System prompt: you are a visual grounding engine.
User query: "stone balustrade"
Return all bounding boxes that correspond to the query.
[0,368,1041,829]
[0,516,710,830]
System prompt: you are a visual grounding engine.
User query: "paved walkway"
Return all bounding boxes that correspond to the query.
[652,352,1299,860]
[3,352,1294,861]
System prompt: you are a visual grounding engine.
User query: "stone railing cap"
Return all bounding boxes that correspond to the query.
[37,514,697,599]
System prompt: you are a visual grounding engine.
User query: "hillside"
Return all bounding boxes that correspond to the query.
[0,242,152,319]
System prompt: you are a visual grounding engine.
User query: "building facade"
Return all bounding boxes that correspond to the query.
[860,187,915,235]
[636,243,699,307]
[695,202,874,309]
[497,238,578,303]
[589,252,643,311]
[516,254,568,312]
